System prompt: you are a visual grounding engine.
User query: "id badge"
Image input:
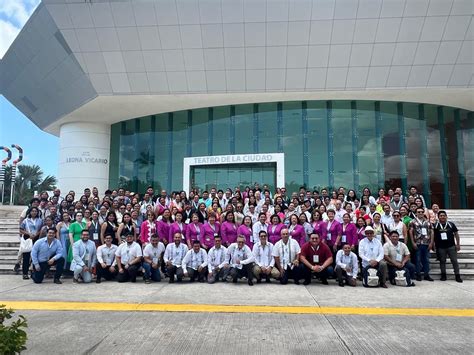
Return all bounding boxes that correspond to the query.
[396,254,402,262]
[341,235,346,243]
[441,232,448,240]
[327,232,331,241]
[93,232,99,240]
[313,255,319,263]
[421,228,427,236]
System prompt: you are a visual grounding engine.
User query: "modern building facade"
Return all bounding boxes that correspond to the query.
[1,0,473,208]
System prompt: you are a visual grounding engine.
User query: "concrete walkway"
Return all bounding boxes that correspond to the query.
[0,276,472,354]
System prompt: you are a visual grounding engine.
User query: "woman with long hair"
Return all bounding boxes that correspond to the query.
[237,215,253,248]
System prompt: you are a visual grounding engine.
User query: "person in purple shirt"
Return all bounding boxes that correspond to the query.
[202,213,221,250]
[157,209,172,245]
[221,212,238,247]
[341,213,358,250]
[287,214,306,246]
[169,211,187,244]
[267,214,284,245]
[186,213,204,249]
[311,210,327,241]
[237,215,253,248]
[326,209,342,254]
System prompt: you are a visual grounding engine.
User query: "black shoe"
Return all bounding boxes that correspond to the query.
[256,278,262,284]
[338,281,344,287]
[455,275,463,283]
[380,283,388,288]
[169,278,175,284]
[303,280,311,286]
[14,264,20,273]
[248,279,254,286]
[232,278,238,283]
[54,279,62,284]
[407,282,415,287]
[22,275,29,280]
[440,274,447,281]
[416,275,422,281]
[424,275,434,282]
[294,280,300,285]
[321,279,328,285]
[390,279,396,285]
[266,277,271,283]
[96,279,101,284]
[72,277,79,284]
[177,278,182,283]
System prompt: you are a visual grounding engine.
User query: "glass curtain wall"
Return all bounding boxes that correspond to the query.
[110,100,473,208]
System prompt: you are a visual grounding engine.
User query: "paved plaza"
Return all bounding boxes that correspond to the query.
[0,275,472,354]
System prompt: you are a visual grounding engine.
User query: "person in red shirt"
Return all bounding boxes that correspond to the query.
[300,233,334,285]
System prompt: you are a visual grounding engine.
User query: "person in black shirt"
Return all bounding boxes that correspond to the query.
[433,211,462,283]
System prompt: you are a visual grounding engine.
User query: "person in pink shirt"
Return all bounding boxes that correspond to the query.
[267,214,284,245]
[326,209,342,253]
[185,213,204,249]
[341,213,358,250]
[237,215,253,248]
[140,211,158,245]
[157,209,172,244]
[155,196,168,216]
[311,210,327,241]
[168,211,187,244]
[221,212,238,247]
[288,214,306,246]
[355,217,367,245]
[202,213,221,250]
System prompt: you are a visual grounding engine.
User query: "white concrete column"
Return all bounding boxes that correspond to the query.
[58,122,110,195]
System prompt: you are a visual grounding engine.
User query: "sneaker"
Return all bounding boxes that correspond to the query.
[54,279,62,285]
[22,275,29,280]
[424,275,434,282]
[14,263,20,274]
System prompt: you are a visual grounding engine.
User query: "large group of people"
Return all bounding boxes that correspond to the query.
[15,183,463,287]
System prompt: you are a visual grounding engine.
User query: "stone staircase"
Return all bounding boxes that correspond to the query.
[0,207,473,279]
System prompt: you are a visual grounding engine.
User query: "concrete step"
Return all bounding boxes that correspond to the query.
[0,246,19,255]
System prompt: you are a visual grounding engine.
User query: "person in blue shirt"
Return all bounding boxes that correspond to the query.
[31,228,65,284]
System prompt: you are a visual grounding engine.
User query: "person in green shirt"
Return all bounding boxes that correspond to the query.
[68,211,87,264]
[400,206,414,263]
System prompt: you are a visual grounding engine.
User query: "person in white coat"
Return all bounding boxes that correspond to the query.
[71,229,97,283]
[225,235,255,286]
[182,240,208,282]
[252,231,280,283]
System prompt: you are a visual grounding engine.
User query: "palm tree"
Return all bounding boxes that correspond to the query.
[1,164,57,205]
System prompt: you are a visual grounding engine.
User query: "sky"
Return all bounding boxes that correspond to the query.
[0,0,58,178]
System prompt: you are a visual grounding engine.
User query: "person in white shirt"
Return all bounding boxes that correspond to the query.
[115,233,143,283]
[358,226,388,288]
[272,228,302,285]
[380,204,394,226]
[384,230,415,287]
[335,243,358,287]
[334,200,345,223]
[182,240,208,282]
[207,235,228,284]
[164,232,189,283]
[225,235,255,286]
[71,229,97,284]
[252,213,268,245]
[252,231,280,283]
[246,204,259,224]
[143,234,165,284]
[96,234,118,283]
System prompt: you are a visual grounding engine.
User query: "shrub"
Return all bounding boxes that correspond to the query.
[0,305,28,354]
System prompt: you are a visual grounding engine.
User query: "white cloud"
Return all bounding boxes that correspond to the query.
[0,0,40,58]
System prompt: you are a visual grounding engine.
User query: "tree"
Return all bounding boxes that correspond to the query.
[0,305,28,354]
[1,165,57,205]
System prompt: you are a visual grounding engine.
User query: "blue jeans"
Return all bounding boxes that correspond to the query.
[143,262,161,281]
[415,244,430,275]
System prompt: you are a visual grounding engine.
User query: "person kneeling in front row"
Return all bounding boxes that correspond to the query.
[143,234,165,284]
[384,230,415,287]
[207,235,227,284]
[300,233,334,285]
[115,233,143,283]
[335,243,358,287]
[164,232,189,283]
[252,231,280,283]
[225,235,255,286]
[71,229,97,284]
[272,229,303,285]
[183,240,208,282]
[358,226,388,288]
[31,228,65,284]
[96,235,118,283]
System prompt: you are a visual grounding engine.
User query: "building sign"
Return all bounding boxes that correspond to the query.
[183,153,285,195]
[65,151,108,164]
[192,153,275,165]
